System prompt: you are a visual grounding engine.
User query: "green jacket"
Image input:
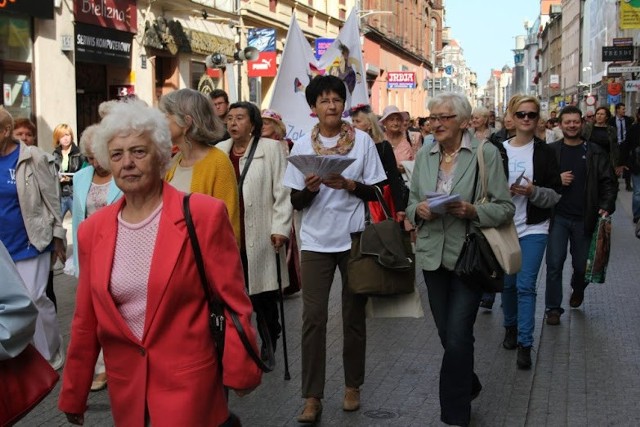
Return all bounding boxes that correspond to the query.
[406,132,515,271]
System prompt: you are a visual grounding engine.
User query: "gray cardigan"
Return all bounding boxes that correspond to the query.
[406,132,515,271]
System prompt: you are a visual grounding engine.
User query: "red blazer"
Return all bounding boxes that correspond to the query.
[58,183,261,426]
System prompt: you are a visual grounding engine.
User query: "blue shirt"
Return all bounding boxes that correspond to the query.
[0,146,43,261]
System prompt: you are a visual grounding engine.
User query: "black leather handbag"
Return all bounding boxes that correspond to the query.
[183,194,273,373]
[454,163,505,293]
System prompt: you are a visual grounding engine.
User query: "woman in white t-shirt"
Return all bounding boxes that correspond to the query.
[500,95,562,369]
[283,76,386,424]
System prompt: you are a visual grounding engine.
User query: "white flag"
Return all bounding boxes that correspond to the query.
[269,8,368,142]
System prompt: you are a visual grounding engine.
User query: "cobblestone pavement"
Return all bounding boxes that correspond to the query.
[17,188,640,426]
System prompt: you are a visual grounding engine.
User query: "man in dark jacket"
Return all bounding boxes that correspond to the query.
[608,102,634,190]
[545,106,618,325]
[620,106,640,223]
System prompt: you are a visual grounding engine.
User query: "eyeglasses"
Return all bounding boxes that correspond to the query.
[427,114,457,123]
[514,111,539,120]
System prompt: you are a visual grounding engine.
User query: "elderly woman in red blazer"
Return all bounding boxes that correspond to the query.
[58,99,261,426]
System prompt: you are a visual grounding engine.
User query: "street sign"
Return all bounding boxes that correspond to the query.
[444,65,454,75]
[585,95,596,106]
[609,66,640,73]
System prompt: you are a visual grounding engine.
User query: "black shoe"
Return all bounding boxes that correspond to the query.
[479,298,494,310]
[517,345,532,370]
[471,374,482,401]
[502,326,517,350]
[546,310,561,325]
[569,289,584,308]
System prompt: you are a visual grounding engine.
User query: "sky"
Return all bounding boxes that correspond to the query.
[444,0,541,87]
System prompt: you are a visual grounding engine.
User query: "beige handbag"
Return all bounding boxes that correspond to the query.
[476,141,522,275]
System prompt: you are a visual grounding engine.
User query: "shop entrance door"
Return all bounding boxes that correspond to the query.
[76,63,106,138]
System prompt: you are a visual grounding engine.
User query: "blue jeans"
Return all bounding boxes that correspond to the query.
[545,214,590,313]
[423,268,482,426]
[502,234,548,347]
[60,195,73,220]
[631,173,640,222]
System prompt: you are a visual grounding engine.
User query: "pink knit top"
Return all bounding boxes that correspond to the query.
[110,203,163,341]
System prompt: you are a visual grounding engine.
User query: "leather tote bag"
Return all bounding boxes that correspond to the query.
[347,187,415,297]
[0,344,59,426]
[476,140,522,275]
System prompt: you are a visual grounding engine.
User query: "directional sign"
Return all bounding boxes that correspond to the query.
[609,66,640,73]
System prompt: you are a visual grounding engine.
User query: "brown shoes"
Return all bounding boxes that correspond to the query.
[343,387,360,411]
[297,398,322,424]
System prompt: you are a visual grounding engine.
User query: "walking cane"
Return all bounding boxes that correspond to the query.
[275,252,291,380]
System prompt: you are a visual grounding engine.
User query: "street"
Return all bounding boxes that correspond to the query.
[17,187,640,426]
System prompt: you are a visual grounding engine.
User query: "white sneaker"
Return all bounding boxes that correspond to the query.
[49,346,65,371]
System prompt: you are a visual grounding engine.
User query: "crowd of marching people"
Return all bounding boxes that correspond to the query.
[2,73,638,427]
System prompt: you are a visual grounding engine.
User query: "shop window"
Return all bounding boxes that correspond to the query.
[191,62,206,89]
[1,67,33,120]
[0,15,32,63]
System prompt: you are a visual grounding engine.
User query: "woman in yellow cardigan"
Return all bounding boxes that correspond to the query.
[160,89,241,244]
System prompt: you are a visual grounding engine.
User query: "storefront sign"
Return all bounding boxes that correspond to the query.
[602,46,634,62]
[0,0,54,19]
[142,18,234,57]
[549,74,560,89]
[387,71,416,89]
[75,22,133,66]
[74,0,137,34]
[248,51,277,77]
[625,80,640,92]
[248,28,276,52]
[109,84,134,99]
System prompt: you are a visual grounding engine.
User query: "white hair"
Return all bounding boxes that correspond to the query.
[79,124,100,156]
[92,99,172,176]
[427,92,472,123]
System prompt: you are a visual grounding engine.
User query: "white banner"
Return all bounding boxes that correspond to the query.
[269,9,368,142]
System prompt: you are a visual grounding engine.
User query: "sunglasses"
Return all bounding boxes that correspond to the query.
[514,111,539,120]
[514,111,538,120]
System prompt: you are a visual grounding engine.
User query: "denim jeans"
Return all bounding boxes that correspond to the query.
[60,195,73,220]
[631,173,640,222]
[502,234,548,347]
[545,214,591,312]
[423,268,482,426]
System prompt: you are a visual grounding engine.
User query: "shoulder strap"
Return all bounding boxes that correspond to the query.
[476,139,489,202]
[182,194,273,373]
[237,137,259,197]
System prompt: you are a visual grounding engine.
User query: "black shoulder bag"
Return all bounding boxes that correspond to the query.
[182,193,273,373]
[453,160,505,293]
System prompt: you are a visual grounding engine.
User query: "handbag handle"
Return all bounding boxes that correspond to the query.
[373,185,392,220]
[183,194,273,373]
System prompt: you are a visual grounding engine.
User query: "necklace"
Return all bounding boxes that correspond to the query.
[232,144,247,156]
[441,147,461,163]
[311,121,356,155]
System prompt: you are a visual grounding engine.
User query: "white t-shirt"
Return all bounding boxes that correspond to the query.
[503,139,550,237]
[283,128,386,252]
[168,164,193,193]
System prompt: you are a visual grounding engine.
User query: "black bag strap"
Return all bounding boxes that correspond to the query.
[183,194,273,372]
[237,137,259,198]
[465,157,480,237]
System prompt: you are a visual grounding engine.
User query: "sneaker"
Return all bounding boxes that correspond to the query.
[343,387,360,411]
[569,290,584,308]
[297,398,322,423]
[546,311,561,326]
[502,326,517,350]
[517,345,532,369]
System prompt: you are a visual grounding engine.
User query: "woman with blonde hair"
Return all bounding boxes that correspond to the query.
[53,123,84,219]
[160,88,241,243]
[500,95,561,369]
